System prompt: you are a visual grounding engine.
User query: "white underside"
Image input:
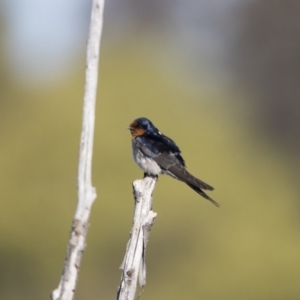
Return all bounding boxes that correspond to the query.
[133,147,162,175]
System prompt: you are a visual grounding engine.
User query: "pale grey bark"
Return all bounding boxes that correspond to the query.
[117,177,157,300]
[51,1,104,299]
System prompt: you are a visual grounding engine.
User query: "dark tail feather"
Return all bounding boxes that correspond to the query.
[166,164,218,206]
[168,164,214,191]
[186,183,220,207]
[194,177,214,191]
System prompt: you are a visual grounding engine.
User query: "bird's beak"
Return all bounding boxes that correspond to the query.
[127,126,133,130]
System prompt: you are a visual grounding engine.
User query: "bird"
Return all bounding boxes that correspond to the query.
[127,117,219,207]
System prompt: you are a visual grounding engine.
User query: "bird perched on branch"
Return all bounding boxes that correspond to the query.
[128,117,219,207]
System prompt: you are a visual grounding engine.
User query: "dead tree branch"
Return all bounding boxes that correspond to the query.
[117,177,157,300]
[51,1,104,299]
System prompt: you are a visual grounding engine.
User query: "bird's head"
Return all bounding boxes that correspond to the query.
[127,117,156,137]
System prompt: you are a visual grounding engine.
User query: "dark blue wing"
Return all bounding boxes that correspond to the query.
[135,132,186,166]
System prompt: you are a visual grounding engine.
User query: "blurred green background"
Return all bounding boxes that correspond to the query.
[1,1,300,299]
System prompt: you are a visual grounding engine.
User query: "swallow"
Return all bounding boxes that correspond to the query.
[127,117,219,207]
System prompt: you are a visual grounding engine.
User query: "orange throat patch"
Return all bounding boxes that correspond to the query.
[129,120,146,137]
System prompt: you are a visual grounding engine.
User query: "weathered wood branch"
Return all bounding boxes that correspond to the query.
[51,1,104,299]
[117,177,157,300]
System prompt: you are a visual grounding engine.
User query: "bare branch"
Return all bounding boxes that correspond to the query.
[51,1,104,299]
[117,177,157,300]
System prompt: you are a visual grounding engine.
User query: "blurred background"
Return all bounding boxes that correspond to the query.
[1,0,300,299]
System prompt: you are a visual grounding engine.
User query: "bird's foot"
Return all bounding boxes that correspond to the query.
[143,173,158,181]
